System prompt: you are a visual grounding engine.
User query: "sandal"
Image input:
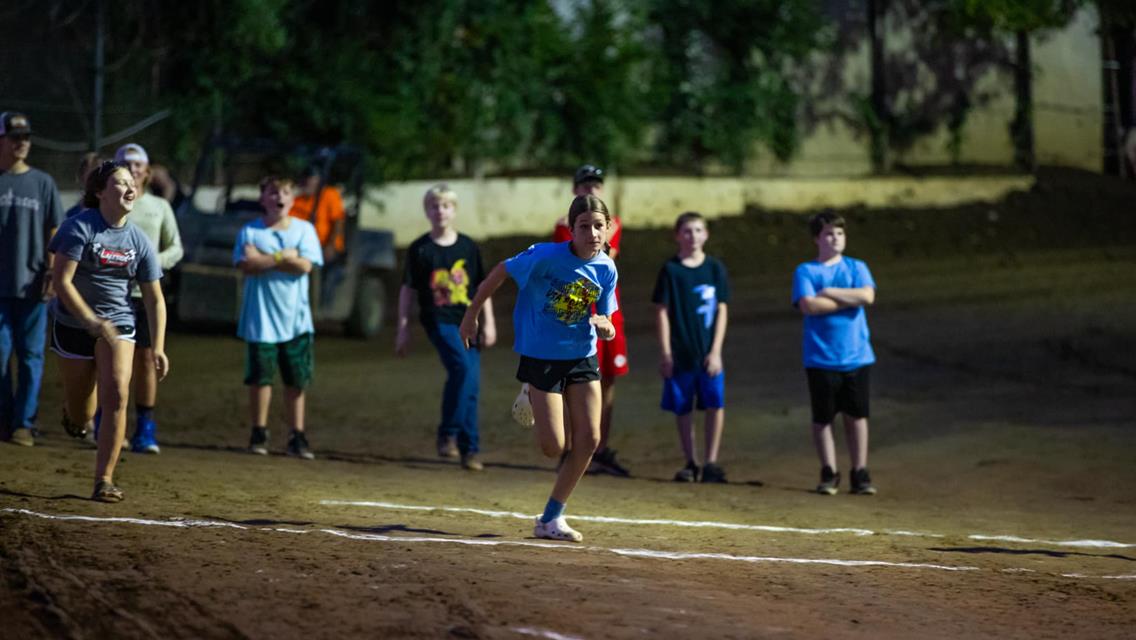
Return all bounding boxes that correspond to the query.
[91,481,124,503]
[61,413,88,439]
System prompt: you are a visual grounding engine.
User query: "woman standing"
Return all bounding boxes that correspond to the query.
[49,161,168,502]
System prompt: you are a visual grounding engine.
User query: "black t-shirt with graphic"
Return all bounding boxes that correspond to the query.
[651,255,731,372]
[403,233,486,325]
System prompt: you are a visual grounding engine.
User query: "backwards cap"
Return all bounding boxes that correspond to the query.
[114,143,149,165]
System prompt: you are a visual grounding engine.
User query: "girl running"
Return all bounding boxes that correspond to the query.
[49,161,168,502]
[460,194,617,542]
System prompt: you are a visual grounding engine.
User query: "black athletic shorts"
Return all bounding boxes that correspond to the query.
[806,366,871,425]
[516,355,600,393]
[131,298,152,349]
[49,316,136,360]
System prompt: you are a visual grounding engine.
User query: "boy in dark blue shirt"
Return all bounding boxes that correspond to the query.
[791,210,877,495]
[652,212,730,483]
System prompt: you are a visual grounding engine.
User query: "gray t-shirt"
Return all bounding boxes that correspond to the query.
[47,209,162,329]
[0,167,65,298]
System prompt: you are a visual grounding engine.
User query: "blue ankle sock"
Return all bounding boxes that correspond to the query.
[540,498,565,524]
[136,405,154,422]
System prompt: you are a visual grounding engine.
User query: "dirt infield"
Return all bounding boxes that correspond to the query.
[2,169,1135,638]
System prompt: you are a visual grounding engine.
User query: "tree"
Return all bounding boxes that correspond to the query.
[645,0,828,172]
[949,0,1086,171]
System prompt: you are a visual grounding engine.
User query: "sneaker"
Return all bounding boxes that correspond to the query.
[673,460,700,482]
[286,430,315,460]
[8,427,34,447]
[816,466,840,495]
[460,453,484,471]
[850,467,877,495]
[533,516,583,542]
[590,447,630,477]
[130,416,161,454]
[61,412,87,439]
[436,434,459,459]
[701,462,728,484]
[248,427,269,455]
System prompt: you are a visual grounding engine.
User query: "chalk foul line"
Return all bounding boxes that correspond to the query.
[316,500,1134,550]
[6,507,1134,580]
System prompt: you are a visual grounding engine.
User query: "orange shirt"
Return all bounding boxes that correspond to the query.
[290,186,345,252]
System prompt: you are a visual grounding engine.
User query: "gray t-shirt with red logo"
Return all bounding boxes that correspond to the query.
[47,209,162,329]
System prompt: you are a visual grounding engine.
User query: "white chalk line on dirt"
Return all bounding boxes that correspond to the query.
[512,627,584,640]
[8,507,1132,581]
[2,507,974,573]
[317,500,1135,550]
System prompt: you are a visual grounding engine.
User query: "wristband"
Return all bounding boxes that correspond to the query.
[273,251,283,264]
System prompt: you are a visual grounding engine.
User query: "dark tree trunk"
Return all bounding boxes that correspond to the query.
[867,0,890,172]
[1010,29,1035,172]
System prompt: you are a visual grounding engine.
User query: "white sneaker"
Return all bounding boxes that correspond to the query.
[533,516,583,542]
[512,384,535,427]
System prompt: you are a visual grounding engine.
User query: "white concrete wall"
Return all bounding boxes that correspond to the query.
[72,173,1029,248]
[356,174,1035,246]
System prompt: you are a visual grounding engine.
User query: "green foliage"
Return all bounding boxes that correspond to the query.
[645,0,828,171]
[952,0,1085,32]
[134,0,826,179]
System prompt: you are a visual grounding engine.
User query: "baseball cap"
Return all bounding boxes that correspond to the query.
[0,112,32,137]
[114,143,149,165]
[573,164,604,186]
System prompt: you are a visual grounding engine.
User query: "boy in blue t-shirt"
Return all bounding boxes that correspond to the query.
[233,176,324,460]
[791,210,877,496]
[652,212,730,483]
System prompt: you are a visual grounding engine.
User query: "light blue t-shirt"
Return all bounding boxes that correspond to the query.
[505,241,618,360]
[233,217,323,344]
[791,256,876,371]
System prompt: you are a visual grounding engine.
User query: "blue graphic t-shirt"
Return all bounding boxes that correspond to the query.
[233,217,323,344]
[791,256,876,371]
[505,241,618,360]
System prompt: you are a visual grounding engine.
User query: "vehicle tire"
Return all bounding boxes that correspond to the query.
[346,273,385,339]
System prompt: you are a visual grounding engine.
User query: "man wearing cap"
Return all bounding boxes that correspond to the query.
[551,164,632,476]
[0,112,64,446]
[113,142,184,453]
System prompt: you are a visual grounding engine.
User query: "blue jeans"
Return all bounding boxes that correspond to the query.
[0,297,47,432]
[424,322,480,455]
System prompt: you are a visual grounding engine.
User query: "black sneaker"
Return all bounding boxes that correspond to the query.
[591,447,631,477]
[816,465,840,495]
[850,467,877,495]
[286,430,315,460]
[701,462,728,484]
[673,460,700,482]
[248,426,269,455]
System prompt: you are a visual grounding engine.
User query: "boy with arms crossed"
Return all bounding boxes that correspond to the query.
[234,177,323,459]
[652,212,730,483]
[792,210,877,495]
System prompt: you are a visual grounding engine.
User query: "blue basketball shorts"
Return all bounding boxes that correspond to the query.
[661,368,725,415]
